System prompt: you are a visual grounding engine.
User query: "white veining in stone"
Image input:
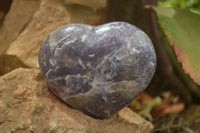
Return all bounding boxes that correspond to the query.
[39,22,157,119]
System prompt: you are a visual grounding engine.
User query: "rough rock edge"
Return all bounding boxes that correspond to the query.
[5,0,107,68]
[0,68,153,133]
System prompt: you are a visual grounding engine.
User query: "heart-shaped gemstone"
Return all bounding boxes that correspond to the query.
[39,22,156,118]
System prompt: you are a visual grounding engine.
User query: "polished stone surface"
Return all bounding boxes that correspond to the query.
[38,22,156,118]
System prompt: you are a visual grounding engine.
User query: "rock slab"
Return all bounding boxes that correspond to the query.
[3,0,107,67]
[0,68,153,133]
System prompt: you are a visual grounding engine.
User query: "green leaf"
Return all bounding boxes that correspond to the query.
[153,7,200,85]
[157,0,200,14]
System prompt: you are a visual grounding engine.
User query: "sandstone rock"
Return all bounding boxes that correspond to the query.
[119,108,154,133]
[0,68,153,133]
[0,54,27,75]
[0,100,7,124]
[4,0,107,68]
[0,0,39,55]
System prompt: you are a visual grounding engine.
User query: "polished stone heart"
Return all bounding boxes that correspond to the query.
[38,22,156,118]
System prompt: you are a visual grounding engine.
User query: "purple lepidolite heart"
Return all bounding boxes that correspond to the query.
[38,22,156,118]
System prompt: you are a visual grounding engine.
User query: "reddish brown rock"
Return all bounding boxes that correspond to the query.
[0,100,7,124]
[0,68,153,132]
[4,0,107,68]
[0,54,27,75]
[0,0,39,55]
